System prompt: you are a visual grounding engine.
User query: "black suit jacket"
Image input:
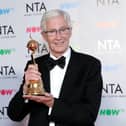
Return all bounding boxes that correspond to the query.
[7,49,103,126]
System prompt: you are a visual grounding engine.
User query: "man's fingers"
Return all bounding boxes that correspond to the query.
[28,64,38,70]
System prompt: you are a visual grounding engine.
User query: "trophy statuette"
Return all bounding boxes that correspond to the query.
[25,35,45,95]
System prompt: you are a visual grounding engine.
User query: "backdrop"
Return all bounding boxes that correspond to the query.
[0,0,125,126]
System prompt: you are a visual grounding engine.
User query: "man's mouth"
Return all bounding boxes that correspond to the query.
[54,41,64,46]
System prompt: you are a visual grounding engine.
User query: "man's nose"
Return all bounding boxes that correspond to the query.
[55,31,62,38]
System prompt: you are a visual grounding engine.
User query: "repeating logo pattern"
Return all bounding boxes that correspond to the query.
[0,0,125,126]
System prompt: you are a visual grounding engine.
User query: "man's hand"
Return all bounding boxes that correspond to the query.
[23,64,42,94]
[23,64,54,107]
[23,92,54,107]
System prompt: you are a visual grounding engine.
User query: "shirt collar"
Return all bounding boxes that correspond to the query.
[50,47,71,60]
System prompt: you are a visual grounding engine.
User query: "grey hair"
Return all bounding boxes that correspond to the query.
[40,9,72,32]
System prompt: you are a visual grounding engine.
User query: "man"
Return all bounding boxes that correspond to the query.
[7,9,103,126]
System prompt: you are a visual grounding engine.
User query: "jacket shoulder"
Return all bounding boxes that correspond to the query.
[72,50,101,65]
[35,54,49,62]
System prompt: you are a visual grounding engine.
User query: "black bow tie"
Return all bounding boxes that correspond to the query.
[47,56,66,70]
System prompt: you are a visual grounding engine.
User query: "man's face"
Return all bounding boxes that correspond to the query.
[42,15,72,57]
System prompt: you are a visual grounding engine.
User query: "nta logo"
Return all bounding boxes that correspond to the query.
[97,40,121,53]
[103,83,123,95]
[0,106,8,119]
[27,43,48,57]
[0,66,16,76]
[25,2,46,16]
[0,25,14,35]
[97,0,120,7]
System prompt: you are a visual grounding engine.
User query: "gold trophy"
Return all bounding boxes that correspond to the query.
[26,35,45,95]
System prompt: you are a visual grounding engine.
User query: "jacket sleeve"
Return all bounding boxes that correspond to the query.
[7,83,31,121]
[7,61,31,121]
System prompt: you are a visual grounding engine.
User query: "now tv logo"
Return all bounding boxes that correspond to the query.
[0,8,14,15]
[99,108,124,116]
[0,89,16,96]
[26,26,41,33]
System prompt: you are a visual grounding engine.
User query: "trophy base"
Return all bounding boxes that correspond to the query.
[25,93,45,96]
[25,92,45,96]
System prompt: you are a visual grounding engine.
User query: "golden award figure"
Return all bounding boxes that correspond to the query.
[26,35,45,95]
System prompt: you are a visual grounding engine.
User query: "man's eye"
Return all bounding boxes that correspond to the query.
[48,30,56,33]
[60,28,66,32]
[49,31,54,33]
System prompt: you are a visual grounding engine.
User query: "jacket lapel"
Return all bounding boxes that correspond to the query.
[40,50,82,97]
[59,50,80,98]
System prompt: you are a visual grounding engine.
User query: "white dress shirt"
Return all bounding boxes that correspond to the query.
[49,47,71,126]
